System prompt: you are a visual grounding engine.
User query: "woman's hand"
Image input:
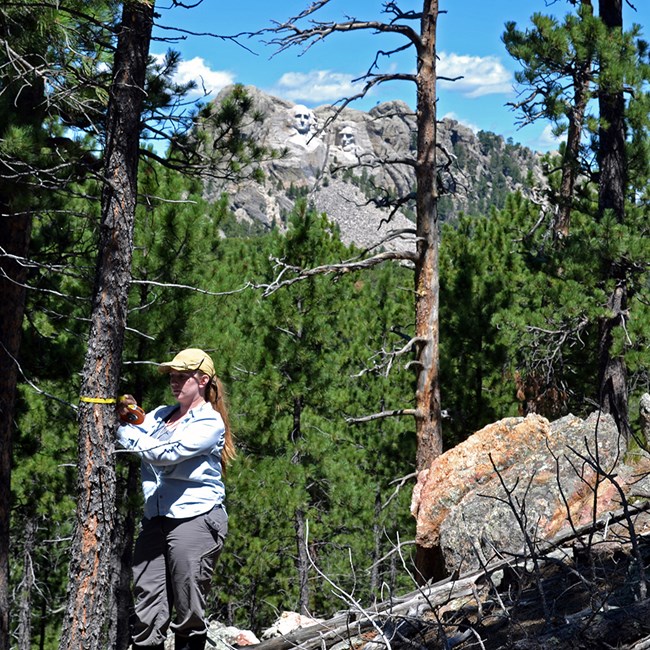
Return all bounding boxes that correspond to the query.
[117,394,145,425]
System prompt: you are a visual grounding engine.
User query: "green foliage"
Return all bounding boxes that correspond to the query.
[440,200,527,444]
[498,2,650,434]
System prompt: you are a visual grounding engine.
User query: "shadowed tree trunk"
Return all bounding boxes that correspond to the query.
[596,0,631,443]
[0,13,45,645]
[16,515,36,650]
[0,207,31,650]
[295,507,310,616]
[554,42,592,240]
[58,2,155,648]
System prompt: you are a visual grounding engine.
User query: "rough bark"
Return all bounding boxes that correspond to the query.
[596,0,631,444]
[112,461,140,650]
[295,507,310,616]
[597,0,626,223]
[412,0,442,585]
[16,516,36,650]
[597,282,631,441]
[0,202,31,650]
[554,54,592,240]
[58,2,155,648]
[413,0,442,472]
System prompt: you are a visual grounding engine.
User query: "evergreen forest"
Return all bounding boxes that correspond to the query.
[0,1,648,649]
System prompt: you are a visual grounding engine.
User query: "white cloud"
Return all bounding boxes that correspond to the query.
[438,52,513,97]
[152,54,235,98]
[272,70,363,103]
[536,123,565,151]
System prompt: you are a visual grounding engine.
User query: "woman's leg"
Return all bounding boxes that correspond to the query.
[131,516,172,647]
[165,506,228,642]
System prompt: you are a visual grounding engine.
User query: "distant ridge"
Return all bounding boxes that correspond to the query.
[201,85,546,249]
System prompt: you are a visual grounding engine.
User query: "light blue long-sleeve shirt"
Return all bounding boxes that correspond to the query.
[117,401,226,519]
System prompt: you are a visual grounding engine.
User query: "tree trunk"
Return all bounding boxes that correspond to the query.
[596,0,631,443]
[58,2,154,648]
[0,204,31,650]
[597,0,626,222]
[597,283,631,440]
[295,507,310,615]
[112,460,140,650]
[413,0,442,473]
[554,51,592,241]
[369,491,381,598]
[413,0,442,585]
[16,515,36,650]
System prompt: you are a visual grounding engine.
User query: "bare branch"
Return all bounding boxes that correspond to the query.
[254,249,417,297]
[345,408,418,424]
[0,340,77,412]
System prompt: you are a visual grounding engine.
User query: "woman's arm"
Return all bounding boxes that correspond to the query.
[117,408,225,466]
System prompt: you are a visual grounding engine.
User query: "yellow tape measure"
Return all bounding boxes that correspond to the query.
[79,396,117,404]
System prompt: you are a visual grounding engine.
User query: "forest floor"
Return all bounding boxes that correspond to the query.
[430,538,650,648]
[253,510,650,650]
[402,515,650,650]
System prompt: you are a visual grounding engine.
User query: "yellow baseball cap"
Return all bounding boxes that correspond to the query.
[157,348,215,376]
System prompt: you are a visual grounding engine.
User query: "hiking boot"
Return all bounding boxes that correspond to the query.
[175,633,207,650]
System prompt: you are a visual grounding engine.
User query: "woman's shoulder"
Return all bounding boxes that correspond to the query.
[192,401,224,423]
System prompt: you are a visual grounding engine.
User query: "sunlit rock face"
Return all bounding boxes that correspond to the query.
[202,85,545,252]
[411,411,650,577]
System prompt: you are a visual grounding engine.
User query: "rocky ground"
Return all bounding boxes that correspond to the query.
[240,520,650,650]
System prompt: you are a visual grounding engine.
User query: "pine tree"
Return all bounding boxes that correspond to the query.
[0,3,114,645]
[439,200,533,443]
[501,1,649,441]
[503,4,598,239]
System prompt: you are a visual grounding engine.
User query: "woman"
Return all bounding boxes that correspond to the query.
[116,348,236,650]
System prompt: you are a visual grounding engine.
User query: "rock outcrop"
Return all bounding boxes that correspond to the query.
[411,411,650,577]
[201,86,545,251]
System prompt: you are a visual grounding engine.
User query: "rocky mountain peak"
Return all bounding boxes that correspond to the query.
[203,85,546,250]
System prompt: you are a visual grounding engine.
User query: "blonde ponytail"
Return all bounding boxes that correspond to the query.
[205,374,236,471]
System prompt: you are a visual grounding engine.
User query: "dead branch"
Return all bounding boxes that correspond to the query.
[0,341,77,412]
[129,278,254,298]
[487,453,552,623]
[254,570,478,650]
[254,250,417,297]
[383,472,418,509]
[345,408,418,425]
[351,336,423,380]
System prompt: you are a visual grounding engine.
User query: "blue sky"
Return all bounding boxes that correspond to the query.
[151,0,649,152]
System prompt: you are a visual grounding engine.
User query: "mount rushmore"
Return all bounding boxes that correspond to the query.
[202,85,545,251]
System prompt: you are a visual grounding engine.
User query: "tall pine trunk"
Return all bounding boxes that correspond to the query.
[413,0,443,584]
[58,2,154,647]
[554,53,591,240]
[0,207,30,650]
[414,0,441,472]
[294,508,310,615]
[0,15,45,644]
[596,0,631,443]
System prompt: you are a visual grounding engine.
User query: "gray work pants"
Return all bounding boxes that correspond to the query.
[130,505,228,646]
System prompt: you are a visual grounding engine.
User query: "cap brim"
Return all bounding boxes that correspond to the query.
[157,363,191,374]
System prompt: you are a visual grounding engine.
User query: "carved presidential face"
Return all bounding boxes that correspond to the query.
[291,105,314,134]
[338,127,356,151]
